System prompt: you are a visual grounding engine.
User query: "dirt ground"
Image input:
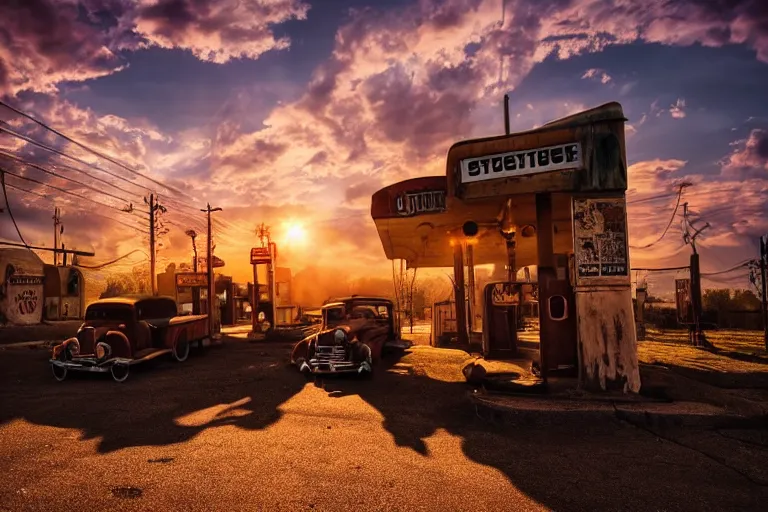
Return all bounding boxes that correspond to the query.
[1,339,767,511]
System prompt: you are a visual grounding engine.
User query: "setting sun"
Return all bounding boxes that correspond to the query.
[284,222,307,245]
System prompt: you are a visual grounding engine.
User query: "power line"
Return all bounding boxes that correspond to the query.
[701,260,753,276]
[630,265,690,272]
[5,182,149,234]
[0,123,148,204]
[0,171,30,249]
[0,166,150,222]
[626,191,678,205]
[629,183,689,250]
[0,149,144,212]
[76,249,149,270]
[0,99,185,196]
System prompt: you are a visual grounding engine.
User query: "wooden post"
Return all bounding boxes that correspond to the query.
[200,203,222,337]
[690,252,704,346]
[760,236,768,351]
[148,193,156,295]
[466,243,476,333]
[252,263,259,333]
[536,193,554,269]
[453,241,468,344]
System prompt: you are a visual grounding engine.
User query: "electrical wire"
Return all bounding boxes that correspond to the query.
[6,182,149,234]
[0,170,30,249]
[701,260,753,276]
[0,124,148,204]
[0,99,185,196]
[76,249,149,269]
[629,185,685,250]
[1,166,150,221]
[626,191,678,205]
[0,149,146,212]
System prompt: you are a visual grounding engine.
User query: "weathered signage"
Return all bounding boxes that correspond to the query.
[250,247,272,265]
[460,142,582,184]
[395,190,446,217]
[14,289,39,316]
[491,283,521,306]
[176,272,208,287]
[573,197,629,280]
[8,275,44,286]
[675,279,693,324]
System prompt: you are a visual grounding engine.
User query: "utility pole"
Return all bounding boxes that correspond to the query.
[52,207,62,266]
[201,203,222,337]
[186,229,200,315]
[144,194,166,295]
[682,202,710,347]
[760,236,768,351]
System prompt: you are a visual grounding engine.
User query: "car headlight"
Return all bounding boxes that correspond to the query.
[95,342,112,361]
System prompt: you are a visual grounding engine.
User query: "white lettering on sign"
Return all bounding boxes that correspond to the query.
[459,142,582,183]
[395,190,446,216]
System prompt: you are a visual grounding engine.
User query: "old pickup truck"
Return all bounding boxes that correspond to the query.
[50,295,209,382]
[290,296,412,376]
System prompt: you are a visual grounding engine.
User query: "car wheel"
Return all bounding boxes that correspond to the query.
[111,363,130,383]
[51,364,68,382]
[173,335,190,362]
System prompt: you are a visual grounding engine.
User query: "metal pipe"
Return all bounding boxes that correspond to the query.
[504,94,510,135]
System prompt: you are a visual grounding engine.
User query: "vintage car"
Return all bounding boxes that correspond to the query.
[290,296,412,376]
[50,295,209,382]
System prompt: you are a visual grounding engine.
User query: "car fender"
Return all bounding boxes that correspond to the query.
[103,330,132,359]
[52,337,80,360]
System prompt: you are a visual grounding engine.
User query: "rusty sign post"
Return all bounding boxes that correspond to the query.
[250,246,272,334]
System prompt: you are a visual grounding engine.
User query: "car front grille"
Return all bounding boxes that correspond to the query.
[314,345,346,362]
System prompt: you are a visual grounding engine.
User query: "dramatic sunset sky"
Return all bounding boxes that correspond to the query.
[1,0,767,299]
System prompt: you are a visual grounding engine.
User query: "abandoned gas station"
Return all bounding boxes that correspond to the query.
[371,102,640,393]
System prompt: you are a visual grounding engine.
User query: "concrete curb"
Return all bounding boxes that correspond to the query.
[469,392,768,430]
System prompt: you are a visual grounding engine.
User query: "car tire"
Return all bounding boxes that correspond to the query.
[111,363,130,383]
[51,364,68,382]
[173,334,190,362]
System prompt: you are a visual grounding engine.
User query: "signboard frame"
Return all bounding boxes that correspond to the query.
[394,189,447,217]
[175,272,208,288]
[459,142,583,184]
[250,247,272,265]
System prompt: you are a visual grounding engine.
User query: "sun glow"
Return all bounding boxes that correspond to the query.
[284,222,307,245]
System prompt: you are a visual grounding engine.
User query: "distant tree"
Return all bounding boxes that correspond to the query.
[98,266,150,299]
[731,289,761,311]
[703,289,731,312]
[99,279,128,299]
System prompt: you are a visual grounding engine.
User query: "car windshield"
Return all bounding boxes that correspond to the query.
[85,305,133,322]
[326,307,345,323]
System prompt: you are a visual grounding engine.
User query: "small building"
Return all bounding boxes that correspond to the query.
[371,102,640,393]
[42,264,85,320]
[0,248,46,326]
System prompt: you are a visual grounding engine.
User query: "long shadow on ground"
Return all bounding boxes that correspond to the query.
[316,349,767,511]
[1,341,765,510]
[0,341,309,453]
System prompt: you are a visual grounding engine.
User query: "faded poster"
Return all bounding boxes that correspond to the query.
[573,198,629,279]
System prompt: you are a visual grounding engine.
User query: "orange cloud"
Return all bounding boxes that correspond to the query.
[4,0,768,297]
